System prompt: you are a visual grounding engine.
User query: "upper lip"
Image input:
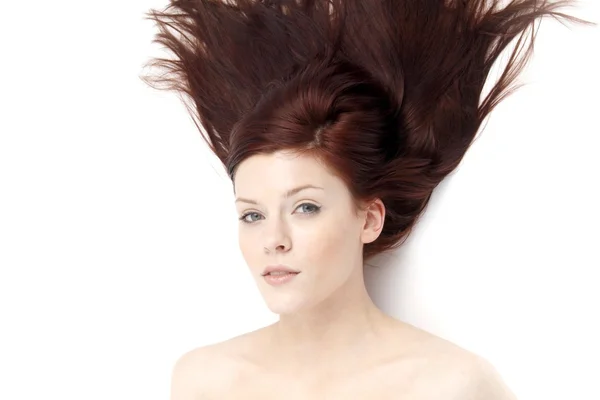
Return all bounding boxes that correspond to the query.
[262,265,300,276]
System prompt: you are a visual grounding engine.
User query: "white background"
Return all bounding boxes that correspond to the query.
[0,1,598,399]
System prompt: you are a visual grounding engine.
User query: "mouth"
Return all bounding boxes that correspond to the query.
[262,265,300,276]
[262,271,300,286]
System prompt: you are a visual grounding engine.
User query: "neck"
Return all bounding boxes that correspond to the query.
[267,265,393,367]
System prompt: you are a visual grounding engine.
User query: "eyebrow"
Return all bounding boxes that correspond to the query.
[235,184,324,205]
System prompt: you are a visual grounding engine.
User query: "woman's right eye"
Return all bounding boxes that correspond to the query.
[239,212,263,223]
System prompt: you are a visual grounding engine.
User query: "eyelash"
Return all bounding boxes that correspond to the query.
[239,203,321,224]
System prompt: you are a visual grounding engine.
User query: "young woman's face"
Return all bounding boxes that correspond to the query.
[233,150,373,315]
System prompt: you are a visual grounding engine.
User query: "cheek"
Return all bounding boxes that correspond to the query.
[238,229,261,264]
[299,216,358,265]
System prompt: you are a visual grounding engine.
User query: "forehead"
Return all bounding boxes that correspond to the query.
[233,150,340,196]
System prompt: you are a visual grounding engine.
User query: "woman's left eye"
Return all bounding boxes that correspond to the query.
[296,203,321,214]
[238,203,321,224]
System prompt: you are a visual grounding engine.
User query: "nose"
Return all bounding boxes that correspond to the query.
[263,217,292,253]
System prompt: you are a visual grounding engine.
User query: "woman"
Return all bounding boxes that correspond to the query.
[141,0,591,398]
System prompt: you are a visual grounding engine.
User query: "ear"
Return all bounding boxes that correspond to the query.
[360,199,385,244]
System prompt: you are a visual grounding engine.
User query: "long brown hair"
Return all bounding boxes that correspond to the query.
[140,0,593,261]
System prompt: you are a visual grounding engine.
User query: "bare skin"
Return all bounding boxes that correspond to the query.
[171,320,516,399]
[170,150,517,399]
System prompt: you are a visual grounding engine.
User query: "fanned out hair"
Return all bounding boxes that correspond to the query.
[140,0,593,261]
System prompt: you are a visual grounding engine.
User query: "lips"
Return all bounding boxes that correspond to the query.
[262,265,300,276]
[263,270,300,286]
[265,271,298,276]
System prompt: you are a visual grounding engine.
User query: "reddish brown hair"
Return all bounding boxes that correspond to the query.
[140,0,592,261]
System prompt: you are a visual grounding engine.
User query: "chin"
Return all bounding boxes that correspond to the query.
[262,293,312,315]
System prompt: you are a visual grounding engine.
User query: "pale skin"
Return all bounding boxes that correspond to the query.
[171,150,517,399]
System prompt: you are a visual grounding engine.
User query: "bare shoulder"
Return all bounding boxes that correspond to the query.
[169,344,219,400]
[169,328,267,400]
[388,322,517,400]
[418,350,517,400]
[457,355,518,400]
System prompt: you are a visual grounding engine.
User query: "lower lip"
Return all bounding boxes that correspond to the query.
[263,272,299,286]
